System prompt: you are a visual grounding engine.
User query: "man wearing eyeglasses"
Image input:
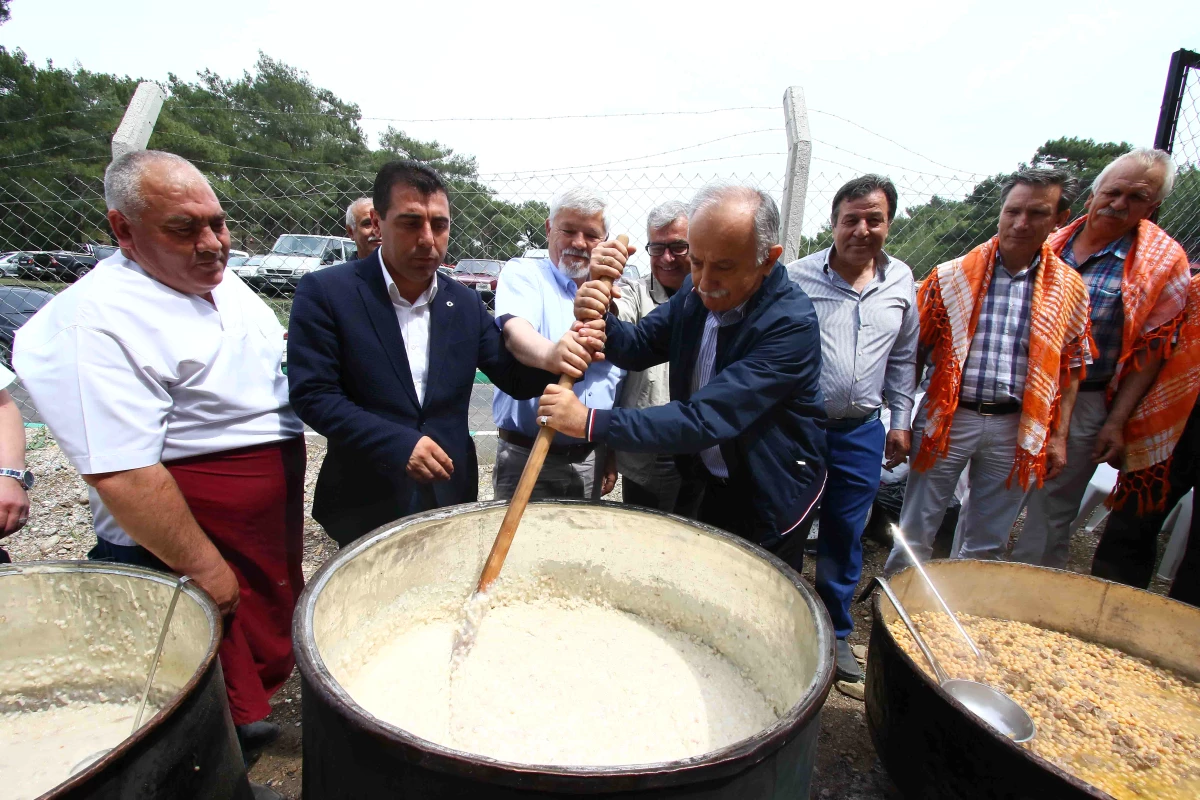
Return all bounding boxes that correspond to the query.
[491,186,625,500]
[601,201,693,511]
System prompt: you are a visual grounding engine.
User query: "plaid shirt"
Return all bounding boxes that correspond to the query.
[1061,230,1132,381]
[958,254,1038,404]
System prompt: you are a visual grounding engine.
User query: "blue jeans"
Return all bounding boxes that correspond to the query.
[816,418,885,640]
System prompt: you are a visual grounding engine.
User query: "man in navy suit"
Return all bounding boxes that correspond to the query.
[288,161,599,545]
[537,184,827,570]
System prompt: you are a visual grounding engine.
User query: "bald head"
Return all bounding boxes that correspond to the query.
[686,184,784,312]
[104,150,231,297]
[104,150,212,222]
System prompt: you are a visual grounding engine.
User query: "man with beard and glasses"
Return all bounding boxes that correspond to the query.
[491,186,625,501]
[540,184,827,572]
[1014,148,1195,569]
[15,150,302,796]
[344,196,381,260]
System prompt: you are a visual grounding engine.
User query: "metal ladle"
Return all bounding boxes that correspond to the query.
[875,576,1036,743]
[70,575,191,775]
[889,523,982,659]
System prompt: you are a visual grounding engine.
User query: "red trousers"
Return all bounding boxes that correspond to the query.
[166,437,306,725]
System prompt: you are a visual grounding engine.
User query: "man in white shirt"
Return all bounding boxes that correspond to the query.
[492,186,625,500]
[0,364,31,564]
[15,150,303,784]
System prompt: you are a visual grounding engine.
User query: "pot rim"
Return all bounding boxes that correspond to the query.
[0,560,223,797]
[294,499,836,791]
[868,559,1179,799]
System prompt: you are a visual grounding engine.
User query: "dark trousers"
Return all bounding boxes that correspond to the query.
[89,537,169,570]
[1092,406,1200,607]
[816,418,886,639]
[683,472,813,575]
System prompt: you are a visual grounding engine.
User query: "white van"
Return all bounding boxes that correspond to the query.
[257,235,357,292]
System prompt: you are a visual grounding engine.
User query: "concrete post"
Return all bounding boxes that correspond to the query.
[111,82,167,160]
[779,86,812,264]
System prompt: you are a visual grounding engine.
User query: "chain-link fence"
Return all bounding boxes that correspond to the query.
[1155,49,1200,265]
[7,64,1198,461]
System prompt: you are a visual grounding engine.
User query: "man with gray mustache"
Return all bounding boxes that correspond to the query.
[1014,148,1191,568]
[490,186,625,500]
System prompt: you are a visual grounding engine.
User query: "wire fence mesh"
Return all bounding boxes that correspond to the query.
[5,71,1200,462]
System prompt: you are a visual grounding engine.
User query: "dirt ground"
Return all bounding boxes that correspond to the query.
[8,430,1177,798]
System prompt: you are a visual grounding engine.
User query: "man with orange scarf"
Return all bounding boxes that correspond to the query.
[1013,149,1190,569]
[884,169,1091,574]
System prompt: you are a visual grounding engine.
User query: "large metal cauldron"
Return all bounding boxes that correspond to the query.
[866,560,1200,799]
[0,561,250,800]
[296,500,835,799]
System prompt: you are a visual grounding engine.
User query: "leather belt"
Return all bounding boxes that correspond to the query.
[1079,378,1111,392]
[821,407,881,431]
[498,428,595,458]
[957,400,1022,416]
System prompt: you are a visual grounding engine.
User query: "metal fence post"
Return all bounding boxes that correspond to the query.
[779,86,812,264]
[112,82,168,160]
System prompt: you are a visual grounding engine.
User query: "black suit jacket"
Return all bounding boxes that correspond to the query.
[287,255,554,545]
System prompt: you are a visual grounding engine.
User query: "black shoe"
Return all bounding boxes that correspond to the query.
[250,783,283,800]
[237,720,281,756]
[836,638,863,683]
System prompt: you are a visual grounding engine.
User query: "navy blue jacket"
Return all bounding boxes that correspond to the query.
[287,256,554,545]
[587,262,827,545]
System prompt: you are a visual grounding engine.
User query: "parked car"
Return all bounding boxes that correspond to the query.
[256,235,357,294]
[18,251,97,283]
[0,285,54,366]
[449,259,504,308]
[0,252,30,277]
[523,248,549,259]
[83,242,119,261]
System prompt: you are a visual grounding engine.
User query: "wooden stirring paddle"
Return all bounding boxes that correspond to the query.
[473,234,629,594]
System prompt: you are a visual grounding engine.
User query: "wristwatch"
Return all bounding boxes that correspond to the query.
[0,468,33,490]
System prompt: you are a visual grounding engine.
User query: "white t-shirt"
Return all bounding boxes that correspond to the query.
[14,253,303,545]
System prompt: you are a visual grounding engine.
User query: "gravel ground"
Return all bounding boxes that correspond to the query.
[5,430,1176,798]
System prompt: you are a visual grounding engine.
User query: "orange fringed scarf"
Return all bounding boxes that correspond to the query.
[914,236,1093,490]
[1048,218,1194,512]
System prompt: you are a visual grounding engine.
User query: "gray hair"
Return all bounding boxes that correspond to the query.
[1091,148,1177,203]
[103,149,202,221]
[1000,167,1078,214]
[548,186,608,231]
[646,201,688,236]
[688,184,780,262]
[345,197,372,229]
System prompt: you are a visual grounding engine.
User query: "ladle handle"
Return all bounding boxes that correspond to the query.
[889,524,982,660]
[874,577,952,685]
[474,235,630,594]
[132,575,190,733]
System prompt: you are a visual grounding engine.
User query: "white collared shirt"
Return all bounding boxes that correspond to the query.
[14,252,303,545]
[380,250,437,404]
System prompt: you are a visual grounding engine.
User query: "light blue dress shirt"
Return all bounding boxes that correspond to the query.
[690,302,748,478]
[492,257,625,441]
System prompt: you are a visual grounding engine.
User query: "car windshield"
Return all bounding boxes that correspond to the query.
[228,256,248,267]
[92,245,118,259]
[246,256,264,266]
[272,235,331,257]
[454,260,501,276]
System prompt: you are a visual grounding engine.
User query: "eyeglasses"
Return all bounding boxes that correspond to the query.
[646,241,690,257]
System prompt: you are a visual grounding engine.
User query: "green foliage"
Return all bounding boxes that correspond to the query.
[0,49,547,261]
[0,1,9,25]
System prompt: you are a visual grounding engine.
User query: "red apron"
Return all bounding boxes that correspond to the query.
[165,437,306,725]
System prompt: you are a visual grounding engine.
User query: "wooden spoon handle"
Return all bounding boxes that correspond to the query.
[475,235,629,593]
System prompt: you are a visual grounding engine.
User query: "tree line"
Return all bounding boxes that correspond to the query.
[0,45,1196,274]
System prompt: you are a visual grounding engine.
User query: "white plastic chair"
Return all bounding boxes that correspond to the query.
[1157,489,1193,581]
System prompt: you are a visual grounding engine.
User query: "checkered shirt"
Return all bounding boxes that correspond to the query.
[1061,230,1132,381]
[959,254,1038,404]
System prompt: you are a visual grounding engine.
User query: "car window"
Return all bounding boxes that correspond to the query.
[455,260,501,276]
[345,243,357,260]
[228,256,248,267]
[272,235,329,257]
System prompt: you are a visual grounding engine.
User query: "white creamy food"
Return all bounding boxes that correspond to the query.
[0,701,151,800]
[341,591,779,766]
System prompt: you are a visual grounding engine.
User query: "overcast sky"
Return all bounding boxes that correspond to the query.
[4,0,1198,247]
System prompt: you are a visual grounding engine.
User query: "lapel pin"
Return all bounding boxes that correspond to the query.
[446,301,454,307]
